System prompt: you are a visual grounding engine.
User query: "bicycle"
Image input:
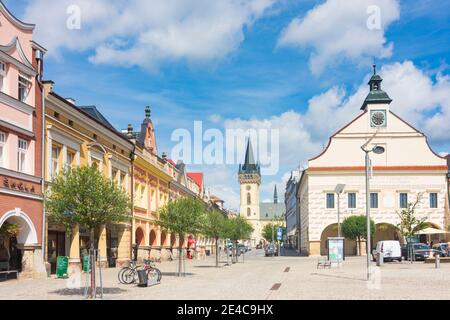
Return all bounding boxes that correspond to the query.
[118,259,162,284]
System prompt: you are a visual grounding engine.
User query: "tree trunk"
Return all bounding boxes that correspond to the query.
[89,229,95,299]
[215,237,219,268]
[178,234,183,277]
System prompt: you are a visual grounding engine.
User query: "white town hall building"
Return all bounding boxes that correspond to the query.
[297,66,449,256]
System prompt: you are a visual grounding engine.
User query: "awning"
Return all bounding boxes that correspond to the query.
[415,227,450,235]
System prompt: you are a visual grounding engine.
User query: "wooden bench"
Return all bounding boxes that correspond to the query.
[317,257,331,269]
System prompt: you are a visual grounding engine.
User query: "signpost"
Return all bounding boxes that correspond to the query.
[56,256,69,279]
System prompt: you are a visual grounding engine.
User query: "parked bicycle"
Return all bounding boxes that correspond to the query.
[118,259,162,284]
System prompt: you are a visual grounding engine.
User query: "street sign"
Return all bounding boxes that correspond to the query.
[83,255,91,273]
[277,228,282,241]
[56,256,69,278]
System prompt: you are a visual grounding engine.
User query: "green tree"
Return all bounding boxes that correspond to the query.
[225,217,254,263]
[201,210,227,268]
[156,197,206,276]
[261,223,286,243]
[396,194,427,241]
[45,165,131,297]
[341,215,375,256]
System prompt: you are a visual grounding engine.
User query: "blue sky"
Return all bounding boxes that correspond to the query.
[5,0,450,209]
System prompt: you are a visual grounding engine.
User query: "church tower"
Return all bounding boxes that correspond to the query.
[238,138,261,246]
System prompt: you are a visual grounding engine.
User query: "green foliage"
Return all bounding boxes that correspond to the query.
[201,210,227,240]
[225,216,254,241]
[0,222,21,237]
[341,215,375,241]
[156,197,206,241]
[261,223,285,242]
[396,194,427,238]
[45,166,132,233]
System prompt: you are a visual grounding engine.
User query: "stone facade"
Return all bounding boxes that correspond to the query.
[297,68,449,256]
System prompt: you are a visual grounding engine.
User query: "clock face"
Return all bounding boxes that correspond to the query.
[371,110,386,127]
[246,185,251,191]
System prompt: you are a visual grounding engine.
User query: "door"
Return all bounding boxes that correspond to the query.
[48,231,66,274]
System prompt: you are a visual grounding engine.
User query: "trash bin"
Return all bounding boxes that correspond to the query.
[137,269,148,287]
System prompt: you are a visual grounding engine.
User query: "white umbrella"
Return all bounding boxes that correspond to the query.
[416,227,449,235]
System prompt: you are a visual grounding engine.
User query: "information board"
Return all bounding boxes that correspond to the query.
[327,237,345,263]
[56,256,69,278]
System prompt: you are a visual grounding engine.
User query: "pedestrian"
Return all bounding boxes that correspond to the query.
[0,237,10,271]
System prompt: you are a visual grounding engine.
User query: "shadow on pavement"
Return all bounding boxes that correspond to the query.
[161,272,196,277]
[311,273,366,282]
[50,287,127,296]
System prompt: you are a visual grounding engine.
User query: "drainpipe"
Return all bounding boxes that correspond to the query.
[36,49,46,262]
[130,146,136,261]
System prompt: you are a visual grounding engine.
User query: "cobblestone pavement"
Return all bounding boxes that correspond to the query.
[0,250,449,300]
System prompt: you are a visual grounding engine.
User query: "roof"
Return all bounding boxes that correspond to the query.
[259,203,285,221]
[49,92,133,147]
[239,138,260,175]
[187,172,203,190]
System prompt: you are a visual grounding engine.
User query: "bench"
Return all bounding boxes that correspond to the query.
[0,270,19,281]
[317,257,331,269]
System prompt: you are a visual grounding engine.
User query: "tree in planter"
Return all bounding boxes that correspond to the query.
[341,215,375,256]
[396,194,427,241]
[156,197,206,277]
[200,210,227,268]
[225,217,254,263]
[45,165,131,298]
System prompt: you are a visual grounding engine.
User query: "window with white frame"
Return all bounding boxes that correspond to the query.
[17,139,28,173]
[0,131,6,167]
[51,145,60,177]
[66,150,75,168]
[0,61,6,93]
[18,74,31,102]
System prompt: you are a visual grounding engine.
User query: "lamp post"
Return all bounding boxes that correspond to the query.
[335,184,346,237]
[360,143,385,281]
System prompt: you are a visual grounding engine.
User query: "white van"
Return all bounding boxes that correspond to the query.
[372,240,402,262]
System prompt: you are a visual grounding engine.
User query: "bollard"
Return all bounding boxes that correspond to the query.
[376,252,384,267]
[435,254,440,269]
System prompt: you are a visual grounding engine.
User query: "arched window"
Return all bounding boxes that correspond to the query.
[247,193,251,205]
[247,208,251,217]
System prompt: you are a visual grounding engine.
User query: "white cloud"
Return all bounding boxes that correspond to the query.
[24,0,276,68]
[278,0,400,74]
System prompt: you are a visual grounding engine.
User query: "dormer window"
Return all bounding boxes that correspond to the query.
[18,74,31,102]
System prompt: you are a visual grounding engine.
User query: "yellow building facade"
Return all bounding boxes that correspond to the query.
[43,81,134,273]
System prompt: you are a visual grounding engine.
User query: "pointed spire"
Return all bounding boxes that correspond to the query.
[244,138,256,166]
[274,185,278,204]
[238,137,261,175]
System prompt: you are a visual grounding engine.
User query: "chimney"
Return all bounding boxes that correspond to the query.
[127,124,133,138]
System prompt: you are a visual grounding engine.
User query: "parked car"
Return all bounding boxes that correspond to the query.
[238,244,247,254]
[432,243,449,257]
[402,243,431,261]
[264,244,278,257]
[372,240,402,262]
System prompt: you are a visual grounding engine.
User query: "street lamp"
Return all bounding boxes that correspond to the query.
[334,184,346,238]
[361,140,385,281]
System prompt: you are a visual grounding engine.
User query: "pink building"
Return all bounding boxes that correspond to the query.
[0,2,47,278]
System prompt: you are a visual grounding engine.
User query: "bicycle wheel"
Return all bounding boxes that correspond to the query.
[122,268,137,284]
[118,267,128,284]
[147,267,162,283]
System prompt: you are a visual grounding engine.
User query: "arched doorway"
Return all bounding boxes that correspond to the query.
[160,231,167,247]
[135,228,144,246]
[320,223,357,256]
[149,230,157,247]
[0,210,39,273]
[374,223,401,245]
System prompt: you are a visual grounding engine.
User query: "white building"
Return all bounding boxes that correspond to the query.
[297,66,449,256]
